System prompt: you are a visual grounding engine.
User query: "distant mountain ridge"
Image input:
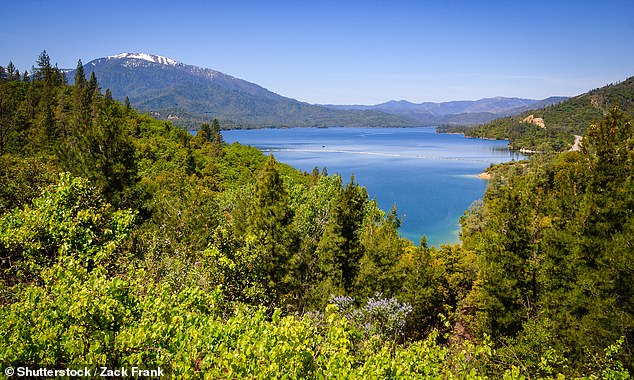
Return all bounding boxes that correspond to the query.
[459,76,634,152]
[326,96,568,126]
[71,53,415,129]
[70,53,568,129]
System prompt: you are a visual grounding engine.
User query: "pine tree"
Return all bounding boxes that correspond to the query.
[315,176,368,297]
[72,61,90,130]
[87,72,99,98]
[35,50,52,82]
[197,123,211,141]
[466,169,543,338]
[59,88,138,208]
[244,155,296,306]
[74,59,86,88]
[90,99,138,207]
[569,105,634,359]
[197,119,223,144]
[6,62,16,80]
[210,118,223,144]
[104,88,113,104]
[582,105,633,194]
[355,204,406,299]
[86,72,100,120]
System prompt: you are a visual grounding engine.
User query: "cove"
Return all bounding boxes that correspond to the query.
[221,127,525,246]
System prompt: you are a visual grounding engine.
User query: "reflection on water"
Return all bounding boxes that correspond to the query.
[222,127,525,246]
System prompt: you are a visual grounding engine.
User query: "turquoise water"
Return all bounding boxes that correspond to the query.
[221,127,525,246]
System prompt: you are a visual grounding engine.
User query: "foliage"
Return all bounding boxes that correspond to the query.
[313,176,368,300]
[0,54,631,378]
[0,155,58,215]
[461,106,634,375]
[462,76,634,151]
[0,174,135,288]
[331,293,413,344]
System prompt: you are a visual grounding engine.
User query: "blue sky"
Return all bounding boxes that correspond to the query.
[2,0,633,104]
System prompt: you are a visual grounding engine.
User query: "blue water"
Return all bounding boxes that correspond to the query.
[221,127,525,246]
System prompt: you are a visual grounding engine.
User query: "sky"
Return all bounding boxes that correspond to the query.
[2,0,633,105]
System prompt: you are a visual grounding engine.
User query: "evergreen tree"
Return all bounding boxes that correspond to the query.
[86,72,100,120]
[74,59,86,88]
[58,86,138,208]
[315,176,368,300]
[355,205,406,299]
[210,118,223,144]
[582,105,633,193]
[35,50,52,82]
[72,63,90,130]
[465,163,546,338]
[0,82,9,154]
[459,107,634,371]
[196,118,223,144]
[566,105,634,361]
[6,62,16,81]
[87,72,99,98]
[104,88,113,104]
[244,155,296,306]
[88,98,138,207]
[197,123,211,141]
[58,65,66,85]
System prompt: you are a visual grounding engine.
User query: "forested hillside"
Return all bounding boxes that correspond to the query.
[0,52,631,378]
[450,77,634,152]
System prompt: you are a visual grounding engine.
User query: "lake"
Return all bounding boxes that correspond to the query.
[221,127,525,246]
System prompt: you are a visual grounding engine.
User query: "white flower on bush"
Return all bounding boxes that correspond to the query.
[330,293,412,340]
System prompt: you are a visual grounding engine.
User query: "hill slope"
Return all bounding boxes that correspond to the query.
[71,53,415,129]
[462,77,634,151]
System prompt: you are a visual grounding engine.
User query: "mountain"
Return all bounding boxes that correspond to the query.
[461,76,634,152]
[330,97,537,115]
[326,96,567,126]
[70,53,415,129]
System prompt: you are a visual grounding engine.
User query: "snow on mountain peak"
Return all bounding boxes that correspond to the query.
[107,53,180,66]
